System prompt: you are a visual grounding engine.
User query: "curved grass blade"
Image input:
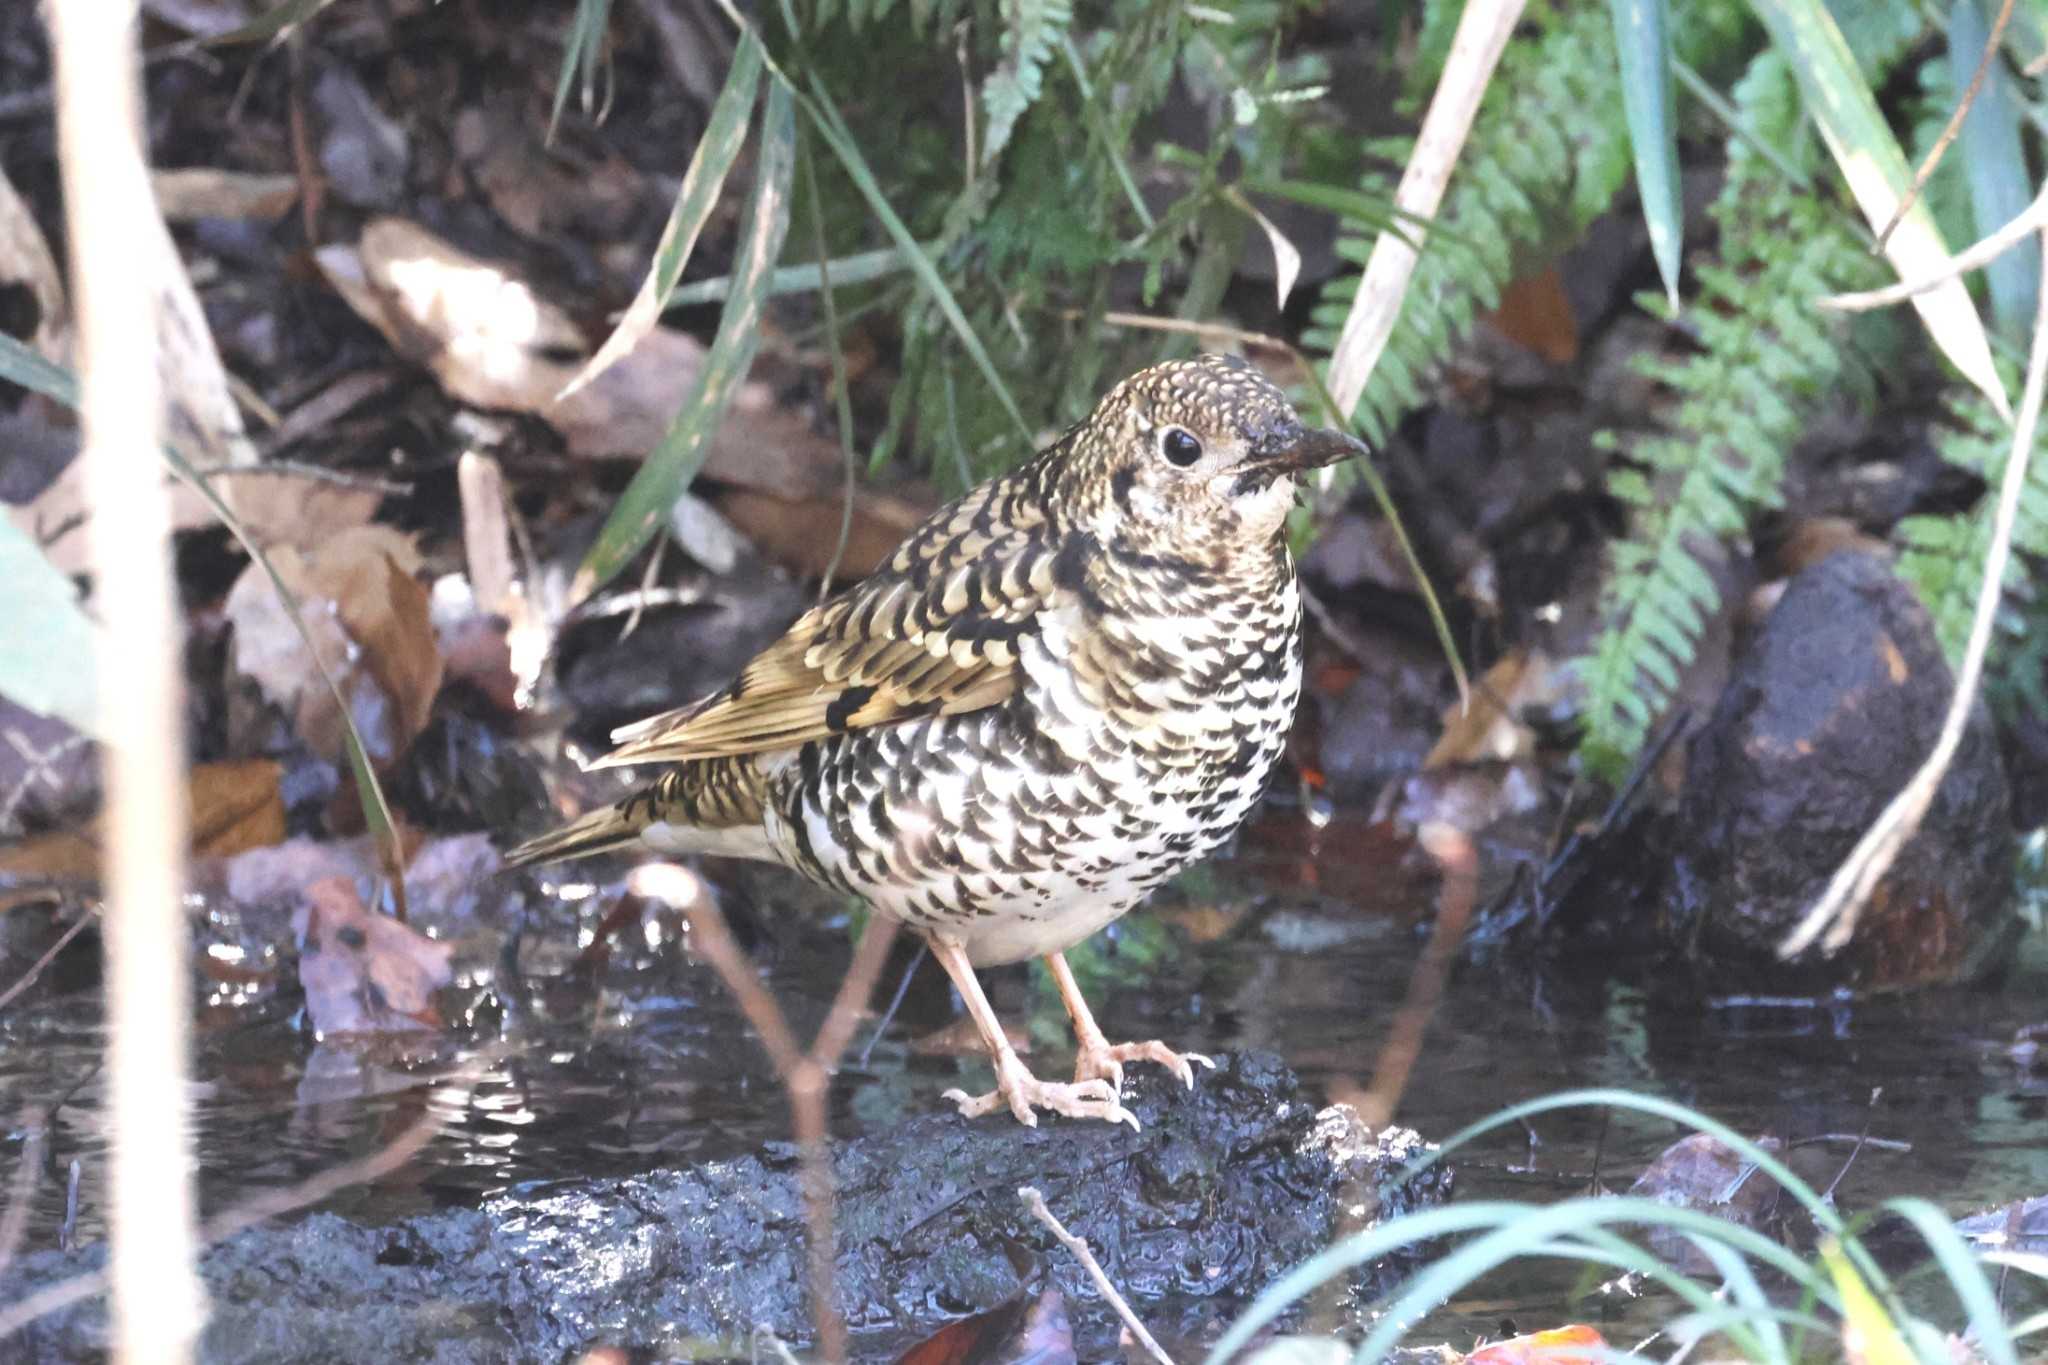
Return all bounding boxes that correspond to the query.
[570,78,797,604]
[1949,0,2039,340]
[1201,1196,1829,1365]
[1609,0,1682,308]
[1881,1197,2021,1365]
[1348,1203,1821,1365]
[0,332,408,914]
[558,31,765,401]
[1752,0,2010,419]
[550,0,614,140]
[664,242,919,308]
[797,73,1032,443]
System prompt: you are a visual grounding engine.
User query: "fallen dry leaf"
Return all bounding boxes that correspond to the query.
[203,467,386,551]
[1462,1325,1607,1365]
[153,168,300,222]
[0,759,285,909]
[315,217,840,495]
[225,525,444,768]
[1482,265,1579,367]
[1424,648,1558,771]
[710,484,935,581]
[293,875,452,1035]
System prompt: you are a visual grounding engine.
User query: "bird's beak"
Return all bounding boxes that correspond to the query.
[1253,423,1370,472]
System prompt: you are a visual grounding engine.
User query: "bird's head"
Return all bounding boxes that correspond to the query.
[1057,354,1367,560]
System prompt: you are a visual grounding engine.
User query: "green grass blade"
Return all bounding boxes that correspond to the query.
[550,0,613,139]
[1401,1087,1845,1232]
[663,243,920,307]
[1348,1201,1825,1365]
[1948,0,2039,340]
[1609,0,1683,308]
[0,332,407,911]
[559,30,764,400]
[799,82,1032,443]
[1882,1197,2021,1365]
[0,518,100,737]
[1751,0,2009,419]
[570,78,797,603]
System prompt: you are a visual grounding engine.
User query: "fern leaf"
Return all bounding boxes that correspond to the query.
[981,0,1072,169]
[1576,51,1891,782]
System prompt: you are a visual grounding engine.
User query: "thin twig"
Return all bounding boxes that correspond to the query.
[1782,230,2048,959]
[0,910,98,1013]
[1323,0,1527,421]
[185,461,414,495]
[1875,0,2016,250]
[629,863,899,1365]
[1822,179,2048,313]
[1018,1186,1174,1365]
[49,0,204,1352]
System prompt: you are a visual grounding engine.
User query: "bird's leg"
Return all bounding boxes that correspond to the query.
[1045,950,1215,1093]
[929,938,1136,1130]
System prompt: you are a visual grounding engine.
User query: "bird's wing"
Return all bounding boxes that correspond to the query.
[594,484,1069,767]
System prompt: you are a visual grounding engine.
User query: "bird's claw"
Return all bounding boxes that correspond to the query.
[1073,1038,1216,1092]
[945,1054,1140,1130]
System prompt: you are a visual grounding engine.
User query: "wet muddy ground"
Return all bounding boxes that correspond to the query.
[2,811,2041,1353]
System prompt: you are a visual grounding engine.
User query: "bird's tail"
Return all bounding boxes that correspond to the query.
[502,758,771,871]
[501,800,648,870]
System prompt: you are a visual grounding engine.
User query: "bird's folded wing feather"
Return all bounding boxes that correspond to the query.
[594,489,1069,767]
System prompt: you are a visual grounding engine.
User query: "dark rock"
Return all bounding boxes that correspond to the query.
[1668,550,2018,988]
[0,1054,1448,1362]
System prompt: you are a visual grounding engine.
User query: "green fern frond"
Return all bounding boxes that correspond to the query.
[982,0,1074,169]
[1895,387,2048,669]
[1576,53,1887,782]
[1306,4,1637,443]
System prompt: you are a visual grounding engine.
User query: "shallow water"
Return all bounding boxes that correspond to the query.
[0,811,2043,1353]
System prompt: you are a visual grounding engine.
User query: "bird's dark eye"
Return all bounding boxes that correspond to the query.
[1160,427,1203,467]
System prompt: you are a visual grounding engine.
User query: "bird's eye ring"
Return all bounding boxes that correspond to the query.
[1160,427,1203,467]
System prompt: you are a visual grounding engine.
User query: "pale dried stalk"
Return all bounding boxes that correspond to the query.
[46,0,204,1358]
[1874,0,2016,251]
[1781,230,2048,959]
[1823,179,2048,314]
[1323,0,1527,424]
[1017,1186,1174,1365]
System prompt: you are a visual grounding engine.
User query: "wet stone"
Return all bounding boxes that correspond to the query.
[1668,549,2019,989]
[0,1053,1449,1362]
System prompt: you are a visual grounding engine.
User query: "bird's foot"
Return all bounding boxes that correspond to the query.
[1072,1038,1216,1093]
[944,1049,1139,1130]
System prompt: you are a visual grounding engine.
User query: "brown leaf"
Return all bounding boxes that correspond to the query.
[315,218,840,495]
[1463,1325,1607,1365]
[1424,648,1559,770]
[1483,265,1579,366]
[710,485,935,581]
[202,469,384,551]
[224,526,444,768]
[293,875,452,1035]
[895,1288,1072,1365]
[188,758,287,857]
[0,759,284,909]
[153,168,300,222]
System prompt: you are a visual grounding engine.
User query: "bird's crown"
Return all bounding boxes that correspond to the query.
[1042,354,1364,556]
